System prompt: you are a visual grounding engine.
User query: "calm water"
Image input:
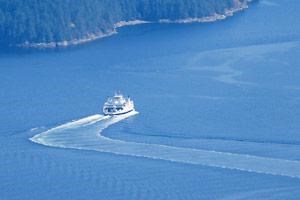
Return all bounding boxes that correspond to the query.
[1,0,300,199]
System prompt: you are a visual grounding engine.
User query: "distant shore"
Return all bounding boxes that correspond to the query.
[19,1,250,48]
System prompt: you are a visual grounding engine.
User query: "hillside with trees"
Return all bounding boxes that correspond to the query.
[0,0,249,47]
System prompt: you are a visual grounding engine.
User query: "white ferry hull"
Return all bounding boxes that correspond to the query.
[103,108,135,116]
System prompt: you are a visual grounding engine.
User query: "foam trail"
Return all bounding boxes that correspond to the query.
[30,111,300,179]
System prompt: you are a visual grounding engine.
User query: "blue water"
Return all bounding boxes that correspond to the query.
[1,0,300,199]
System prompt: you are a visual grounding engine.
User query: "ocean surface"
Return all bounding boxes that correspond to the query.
[1,0,300,199]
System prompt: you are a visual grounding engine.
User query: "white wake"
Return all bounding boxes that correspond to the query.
[30,111,300,179]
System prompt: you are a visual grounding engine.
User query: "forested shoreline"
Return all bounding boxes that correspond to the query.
[0,0,249,47]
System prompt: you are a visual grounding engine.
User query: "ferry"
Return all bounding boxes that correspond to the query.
[103,92,135,115]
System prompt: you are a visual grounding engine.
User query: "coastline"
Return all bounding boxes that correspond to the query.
[158,1,249,24]
[18,30,117,48]
[19,1,250,49]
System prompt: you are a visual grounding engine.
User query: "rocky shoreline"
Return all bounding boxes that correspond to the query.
[19,1,250,48]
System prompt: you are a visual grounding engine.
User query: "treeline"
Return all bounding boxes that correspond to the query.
[0,0,246,46]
